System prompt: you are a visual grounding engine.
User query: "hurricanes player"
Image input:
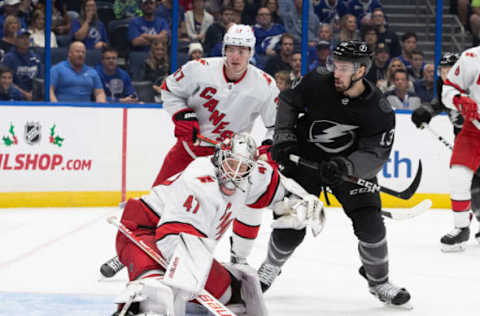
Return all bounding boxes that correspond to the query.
[111,134,324,315]
[152,24,279,186]
[440,49,480,251]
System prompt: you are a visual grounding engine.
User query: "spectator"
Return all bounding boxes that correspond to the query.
[2,29,41,101]
[51,0,72,35]
[289,51,301,83]
[253,7,286,57]
[0,65,23,100]
[230,0,250,25]
[274,69,290,91]
[29,9,58,48]
[335,14,360,42]
[371,8,401,57]
[113,0,142,20]
[366,41,389,85]
[184,0,214,42]
[50,41,106,102]
[384,69,421,110]
[135,39,169,101]
[155,0,188,42]
[204,6,234,55]
[264,32,293,76]
[95,46,137,103]
[377,57,413,93]
[129,0,169,52]
[398,32,417,69]
[281,0,321,45]
[0,15,20,60]
[347,0,383,27]
[0,0,27,38]
[72,0,108,50]
[362,25,378,52]
[308,40,332,72]
[407,49,425,81]
[188,41,203,60]
[414,63,435,103]
[313,0,348,25]
[317,23,336,49]
[263,0,283,25]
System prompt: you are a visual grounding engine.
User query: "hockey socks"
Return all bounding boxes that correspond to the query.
[358,237,389,286]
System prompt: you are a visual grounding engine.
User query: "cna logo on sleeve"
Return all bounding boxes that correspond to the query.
[382,150,413,178]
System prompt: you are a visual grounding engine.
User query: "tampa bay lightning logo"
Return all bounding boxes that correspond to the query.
[308,120,359,153]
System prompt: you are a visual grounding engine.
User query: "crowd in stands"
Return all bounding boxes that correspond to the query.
[0,0,475,107]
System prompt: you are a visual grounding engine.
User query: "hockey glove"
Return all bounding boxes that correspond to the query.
[172,108,200,142]
[453,94,480,121]
[270,132,298,166]
[411,107,432,128]
[319,157,351,187]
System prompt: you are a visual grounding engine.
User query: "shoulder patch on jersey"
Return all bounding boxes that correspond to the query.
[378,97,393,113]
[195,58,208,65]
[262,72,273,85]
[465,52,476,58]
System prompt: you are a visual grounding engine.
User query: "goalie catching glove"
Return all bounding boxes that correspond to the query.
[272,195,325,237]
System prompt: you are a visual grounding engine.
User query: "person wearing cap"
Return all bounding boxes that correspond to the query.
[2,28,41,101]
[365,41,389,85]
[72,0,108,50]
[188,42,203,60]
[0,0,27,38]
[308,40,332,72]
[128,0,169,52]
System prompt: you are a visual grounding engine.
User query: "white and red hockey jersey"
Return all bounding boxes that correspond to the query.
[142,156,285,261]
[161,57,279,142]
[442,47,480,132]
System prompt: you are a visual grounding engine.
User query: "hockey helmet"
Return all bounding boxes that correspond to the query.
[213,133,257,196]
[332,40,373,73]
[439,52,459,67]
[222,24,256,59]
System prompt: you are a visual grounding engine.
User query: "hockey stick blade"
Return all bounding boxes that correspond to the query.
[289,154,422,200]
[381,199,432,220]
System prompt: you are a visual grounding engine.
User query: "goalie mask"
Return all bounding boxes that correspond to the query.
[213,133,257,196]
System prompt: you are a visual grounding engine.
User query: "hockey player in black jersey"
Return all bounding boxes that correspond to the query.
[411,52,480,251]
[258,40,411,307]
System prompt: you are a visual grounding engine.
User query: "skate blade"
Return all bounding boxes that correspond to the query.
[386,301,413,310]
[475,235,480,244]
[441,242,467,252]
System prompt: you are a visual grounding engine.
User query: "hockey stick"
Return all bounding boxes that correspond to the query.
[380,199,432,220]
[289,154,422,200]
[107,216,238,316]
[100,256,125,278]
[421,123,454,150]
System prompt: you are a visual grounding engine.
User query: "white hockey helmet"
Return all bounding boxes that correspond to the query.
[213,133,258,196]
[222,24,256,59]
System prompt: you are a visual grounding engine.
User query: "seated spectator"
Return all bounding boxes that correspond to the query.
[155,0,188,42]
[385,69,421,110]
[253,7,286,57]
[362,25,378,52]
[188,42,203,60]
[2,29,41,101]
[184,0,214,43]
[308,40,332,72]
[414,63,435,103]
[274,69,291,91]
[313,0,348,25]
[51,0,72,35]
[407,49,425,81]
[264,32,294,76]
[72,0,108,50]
[95,46,137,103]
[0,0,27,38]
[263,0,283,25]
[317,23,336,50]
[29,9,58,48]
[289,51,302,84]
[281,0,321,45]
[398,32,417,69]
[135,39,169,100]
[348,0,383,27]
[371,8,401,57]
[114,0,142,20]
[0,15,20,60]
[366,41,389,85]
[231,0,250,25]
[335,14,360,42]
[0,65,23,100]
[204,5,234,55]
[50,41,106,102]
[377,57,414,93]
[129,0,169,52]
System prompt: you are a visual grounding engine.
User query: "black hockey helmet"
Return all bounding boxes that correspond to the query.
[439,52,459,66]
[333,40,373,74]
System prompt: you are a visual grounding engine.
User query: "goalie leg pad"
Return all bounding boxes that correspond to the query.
[138,277,185,316]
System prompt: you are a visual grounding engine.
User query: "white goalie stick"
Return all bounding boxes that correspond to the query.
[380,199,432,220]
[107,216,238,316]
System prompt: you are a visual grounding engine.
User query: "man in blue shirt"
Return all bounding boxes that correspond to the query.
[50,41,106,103]
[95,47,137,103]
[0,65,24,101]
[253,7,286,57]
[129,0,169,52]
[2,29,41,101]
[314,0,348,24]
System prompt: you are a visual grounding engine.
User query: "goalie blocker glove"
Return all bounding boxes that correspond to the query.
[172,108,200,142]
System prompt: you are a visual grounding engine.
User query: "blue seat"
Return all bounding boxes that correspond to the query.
[85,49,102,67]
[50,47,68,66]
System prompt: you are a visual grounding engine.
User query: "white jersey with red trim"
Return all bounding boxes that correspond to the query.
[442,46,480,132]
[143,156,285,261]
[161,57,279,142]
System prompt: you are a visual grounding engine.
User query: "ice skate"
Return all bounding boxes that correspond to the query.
[440,226,470,252]
[368,281,412,308]
[257,262,281,292]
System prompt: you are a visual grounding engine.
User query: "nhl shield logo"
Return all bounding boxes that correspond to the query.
[24,121,41,145]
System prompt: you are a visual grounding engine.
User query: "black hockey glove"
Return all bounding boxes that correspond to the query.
[270,141,297,166]
[411,107,432,128]
[319,157,350,186]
